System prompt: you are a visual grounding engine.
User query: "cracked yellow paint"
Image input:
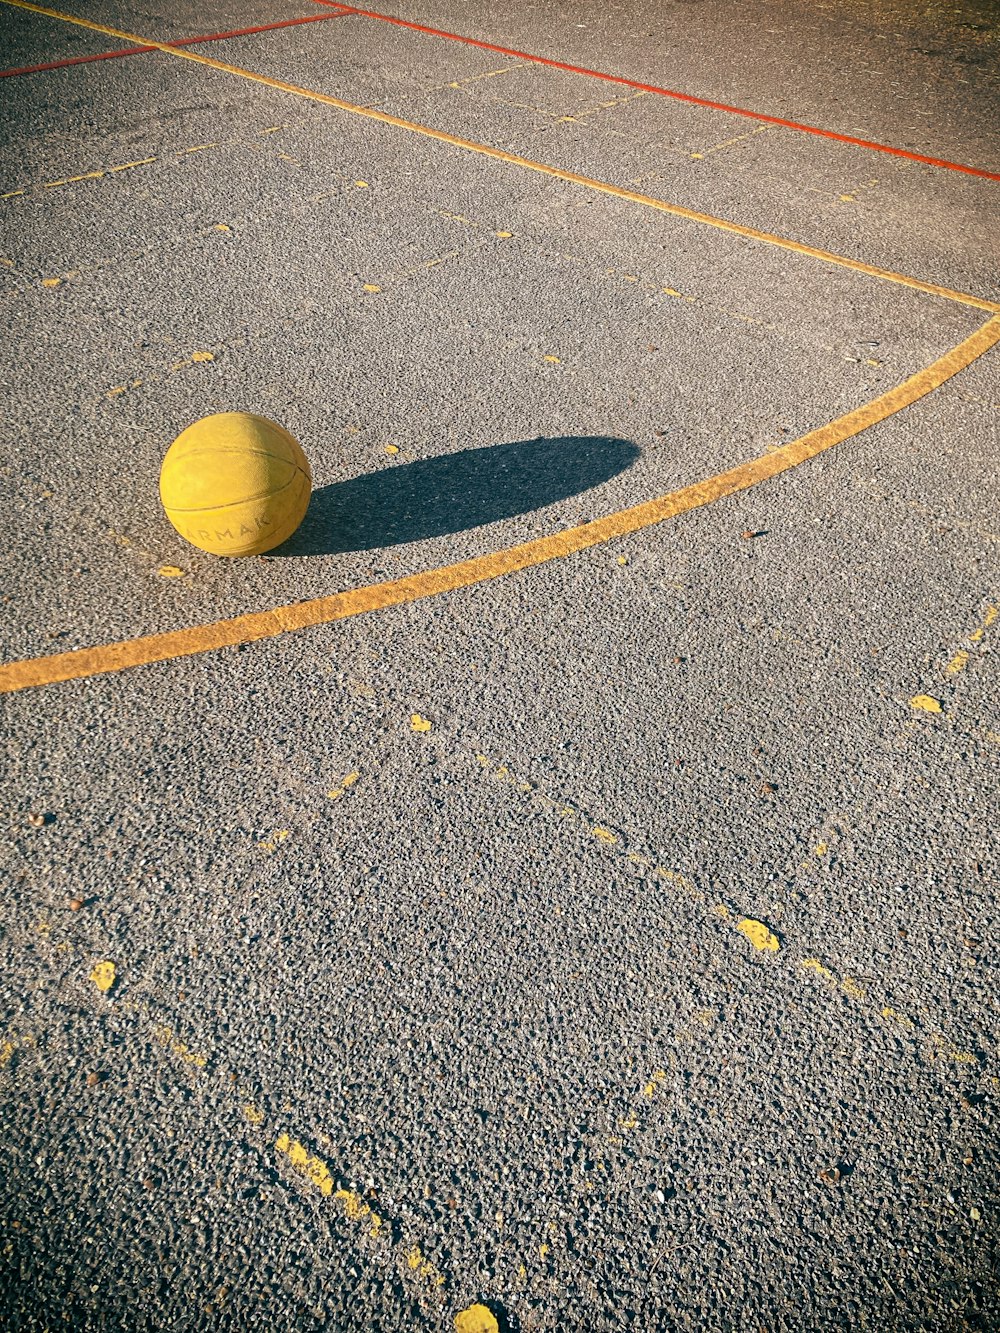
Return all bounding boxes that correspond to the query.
[258,829,289,853]
[276,1134,333,1196]
[801,957,834,981]
[736,918,780,951]
[90,961,116,992]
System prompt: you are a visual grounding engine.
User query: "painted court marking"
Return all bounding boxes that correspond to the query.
[2,316,998,694]
[2,1,998,315]
[311,0,1000,182]
[0,10,350,79]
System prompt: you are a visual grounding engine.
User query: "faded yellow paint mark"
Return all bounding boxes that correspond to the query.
[928,1033,978,1065]
[841,975,865,1000]
[158,565,184,578]
[383,443,400,455]
[881,1006,915,1031]
[801,957,835,981]
[712,903,731,920]
[34,919,52,937]
[362,283,381,292]
[455,1305,500,1333]
[276,1134,334,1196]
[41,276,62,288]
[736,918,780,951]
[642,1069,667,1098]
[213,223,231,232]
[543,354,561,364]
[495,229,513,238]
[354,179,368,187]
[190,350,213,363]
[407,1246,446,1285]
[327,770,360,800]
[591,825,618,845]
[258,829,289,853]
[410,713,433,733]
[153,1023,208,1068]
[335,1188,382,1238]
[90,961,116,992]
[814,840,829,856]
[689,123,771,160]
[244,1103,265,1125]
[910,694,943,713]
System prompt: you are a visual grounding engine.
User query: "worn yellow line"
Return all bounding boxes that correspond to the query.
[3,0,998,314]
[2,317,997,694]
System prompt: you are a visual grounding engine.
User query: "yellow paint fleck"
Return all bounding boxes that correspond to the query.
[474,753,490,766]
[801,957,835,981]
[864,357,881,367]
[455,1304,499,1333]
[213,223,231,232]
[591,825,618,845]
[158,566,184,578]
[620,1112,638,1130]
[839,193,856,202]
[327,770,360,800]
[617,555,629,565]
[410,713,433,733]
[383,443,400,455]
[258,829,289,853]
[945,650,970,675]
[0,1038,16,1067]
[910,694,943,713]
[362,283,382,293]
[736,919,779,951]
[539,1243,550,1260]
[984,606,998,628]
[643,1069,667,1097]
[90,961,116,993]
[543,354,561,364]
[841,975,865,1000]
[190,350,213,363]
[244,1103,265,1125]
[814,840,829,856]
[495,230,513,238]
[41,277,62,288]
[712,903,731,920]
[275,1134,333,1196]
[34,919,52,937]
[354,179,369,187]
[106,385,127,399]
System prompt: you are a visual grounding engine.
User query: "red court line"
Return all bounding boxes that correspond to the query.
[0,8,351,78]
[310,0,1000,182]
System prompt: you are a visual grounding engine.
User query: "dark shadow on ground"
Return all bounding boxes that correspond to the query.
[274,435,640,556]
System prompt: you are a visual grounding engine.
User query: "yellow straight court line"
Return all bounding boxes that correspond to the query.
[3,0,999,315]
[2,316,998,694]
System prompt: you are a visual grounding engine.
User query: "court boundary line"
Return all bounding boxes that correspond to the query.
[309,0,1000,183]
[0,9,351,79]
[2,316,997,694]
[1,1,997,315]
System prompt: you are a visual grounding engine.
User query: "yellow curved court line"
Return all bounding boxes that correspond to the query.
[2,316,998,694]
[4,0,999,314]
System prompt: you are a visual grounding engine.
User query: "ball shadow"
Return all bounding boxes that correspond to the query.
[274,435,640,557]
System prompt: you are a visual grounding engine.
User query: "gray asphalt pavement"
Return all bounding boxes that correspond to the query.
[1,0,998,1329]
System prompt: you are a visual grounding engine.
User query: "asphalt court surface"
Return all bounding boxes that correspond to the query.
[1,0,999,1329]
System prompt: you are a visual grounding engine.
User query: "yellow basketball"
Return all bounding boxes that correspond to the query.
[159,412,311,556]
